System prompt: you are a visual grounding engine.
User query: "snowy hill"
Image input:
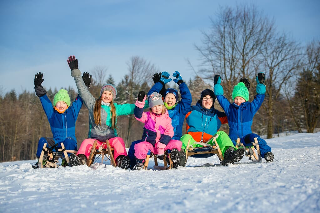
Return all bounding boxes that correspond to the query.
[1,132,320,213]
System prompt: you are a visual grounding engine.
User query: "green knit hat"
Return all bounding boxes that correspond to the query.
[232,82,249,101]
[53,89,71,106]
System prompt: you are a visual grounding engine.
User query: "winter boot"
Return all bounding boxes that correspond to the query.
[116,155,130,169]
[168,149,180,169]
[221,147,235,166]
[234,147,245,162]
[68,153,82,167]
[133,159,145,170]
[78,154,88,166]
[179,149,187,167]
[264,152,274,162]
[32,160,40,169]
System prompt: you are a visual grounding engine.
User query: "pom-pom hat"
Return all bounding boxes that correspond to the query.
[149,92,164,108]
[232,82,249,101]
[53,89,71,106]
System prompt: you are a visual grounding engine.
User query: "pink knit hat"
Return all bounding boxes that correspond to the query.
[100,84,117,98]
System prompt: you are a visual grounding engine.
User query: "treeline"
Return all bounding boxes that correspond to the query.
[1,5,319,162]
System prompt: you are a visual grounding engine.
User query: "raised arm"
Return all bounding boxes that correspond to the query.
[34,72,54,119]
[214,75,231,114]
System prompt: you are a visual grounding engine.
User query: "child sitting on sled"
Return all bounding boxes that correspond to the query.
[180,89,245,165]
[131,91,182,169]
[214,73,274,162]
[33,72,83,168]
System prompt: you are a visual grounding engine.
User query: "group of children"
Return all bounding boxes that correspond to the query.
[33,55,274,169]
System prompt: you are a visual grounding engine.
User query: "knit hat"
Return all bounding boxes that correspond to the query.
[100,84,117,98]
[200,89,215,101]
[165,88,179,100]
[53,89,71,106]
[149,92,164,108]
[232,82,249,101]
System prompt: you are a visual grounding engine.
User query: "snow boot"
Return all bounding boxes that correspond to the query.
[234,147,245,162]
[169,149,180,169]
[133,159,145,170]
[179,149,187,167]
[116,155,130,169]
[78,154,88,165]
[68,153,82,167]
[264,152,274,162]
[221,147,235,166]
[32,160,40,169]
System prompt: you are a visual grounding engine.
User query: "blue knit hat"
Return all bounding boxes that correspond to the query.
[165,88,179,100]
[232,82,249,101]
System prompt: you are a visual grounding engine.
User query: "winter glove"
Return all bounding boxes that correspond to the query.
[67,55,78,71]
[152,72,162,84]
[138,91,146,102]
[240,78,250,90]
[160,71,172,84]
[213,75,224,96]
[173,71,183,85]
[34,72,47,97]
[256,73,266,94]
[82,72,92,88]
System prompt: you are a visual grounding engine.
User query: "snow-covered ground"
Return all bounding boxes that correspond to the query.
[1,132,320,213]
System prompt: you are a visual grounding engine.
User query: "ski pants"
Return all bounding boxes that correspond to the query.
[180,131,235,156]
[76,137,127,160]
[232,133,271,158]
[36,137,77,158]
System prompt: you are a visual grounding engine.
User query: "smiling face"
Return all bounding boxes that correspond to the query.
[101,90,113,103]
[151,105,164,115]
[201,95,213,109]
[55,101,68,112]
[164,93,177,107]
[234,96,246,106]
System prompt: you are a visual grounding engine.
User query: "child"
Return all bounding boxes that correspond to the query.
[33,72,83,168]
[68,56,144,169]
[214,74,274,162]
[132,91,182,169]
[128,71,192,167]
[180,89,245,165]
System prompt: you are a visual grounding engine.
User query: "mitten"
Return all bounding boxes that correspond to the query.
[240,78,250,90]
[213,75,224,96]
[82,72,92,88]
[173,71,183,85]
[67,55,78,71]
[160,71,172,84]
[138,91,146,102]
[256,73,266,94]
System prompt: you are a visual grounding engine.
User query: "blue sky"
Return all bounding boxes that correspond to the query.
[0,0,319,96]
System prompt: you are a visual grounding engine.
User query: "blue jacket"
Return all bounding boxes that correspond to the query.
[216,94,265,141]
[40,94,83,143]
[185,101,227,141]
[148,82,192,140]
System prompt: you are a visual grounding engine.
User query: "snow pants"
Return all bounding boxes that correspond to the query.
[232,133,271,158]
[36,137,77,158]
[77,137,127,160]
[128,140,182,160]
[180,131,235,156]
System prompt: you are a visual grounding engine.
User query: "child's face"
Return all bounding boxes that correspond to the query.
[164,93,176,107]
[202,95,213,109]
[101,90,113,103]
[151,105,164,115]
[234,96,246,106]
[55,101,68,112]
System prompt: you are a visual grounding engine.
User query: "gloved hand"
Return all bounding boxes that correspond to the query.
[82,72,92,88]
[173,71,183,85]
[137,91,146,102]
[240,78,250,90]
[160,71,172,84]
[152,72,162,84]
[256,73,266,94]
[34,72,46,97]
[67,55,78,71]
[34,72,44,87]
[213,75,224,96]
